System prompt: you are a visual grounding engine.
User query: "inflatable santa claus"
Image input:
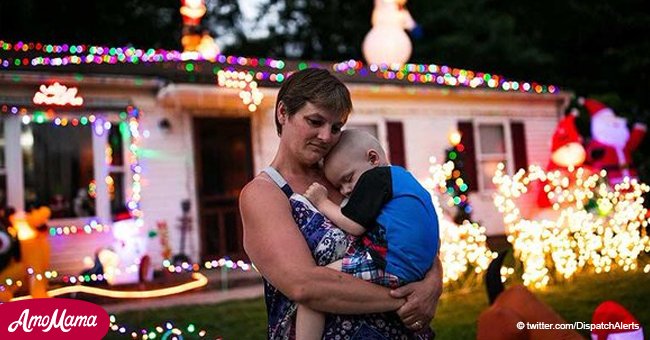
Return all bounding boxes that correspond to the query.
[591,301,644,340]
[584,99,647,185]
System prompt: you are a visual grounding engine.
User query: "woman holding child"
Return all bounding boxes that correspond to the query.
[239,68,442,339]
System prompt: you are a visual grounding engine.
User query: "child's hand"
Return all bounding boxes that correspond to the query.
[304,182,328,207]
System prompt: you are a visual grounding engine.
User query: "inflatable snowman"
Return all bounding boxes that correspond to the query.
[362,0,418,65]
[583,98,646,185]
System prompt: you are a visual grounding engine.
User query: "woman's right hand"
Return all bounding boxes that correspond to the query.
[390,256,443,331]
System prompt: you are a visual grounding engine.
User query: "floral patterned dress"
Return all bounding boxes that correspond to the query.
[262,167,434,340]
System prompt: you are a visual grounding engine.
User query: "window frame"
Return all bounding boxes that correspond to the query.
[472,118,515,193]
[0,119,6,207]
[1,114,131,225]
[106,123,131,218]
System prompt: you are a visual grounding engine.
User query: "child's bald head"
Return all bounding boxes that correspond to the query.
[326,129,387,164]
[323,129,389,195]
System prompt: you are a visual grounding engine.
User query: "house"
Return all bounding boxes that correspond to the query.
[0,42,570,275]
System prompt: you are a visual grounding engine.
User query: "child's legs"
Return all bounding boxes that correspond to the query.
[326,259,343,271]
[296,304,326,340]
[295,260,344,340]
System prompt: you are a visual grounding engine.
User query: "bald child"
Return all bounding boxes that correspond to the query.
[297,129,440,340]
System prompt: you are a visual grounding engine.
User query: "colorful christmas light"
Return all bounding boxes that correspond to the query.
[163,257,254,274]
[0,39,559,94]
[216,70,264,112]
[48,220,110,237]
[0,256,255,296]
[10,272,208,301]
[333,59,558,94]
[109,316,213,340]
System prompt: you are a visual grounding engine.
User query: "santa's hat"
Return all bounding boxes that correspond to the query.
[551,113,582,153]
[591,301,643,340]
[580,98,615,119]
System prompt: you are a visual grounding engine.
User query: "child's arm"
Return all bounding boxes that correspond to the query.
[304,183,366,236]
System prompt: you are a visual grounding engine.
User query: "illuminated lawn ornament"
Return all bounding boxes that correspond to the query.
[217,70,263,112]
[423,159,495,284]
[33,82,83,106]
[493,164,650,288]
[10,273,207,301]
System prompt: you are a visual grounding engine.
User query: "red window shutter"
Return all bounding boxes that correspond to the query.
[386,121,406,168]
[458,122,478,192]
[510,121,528,172]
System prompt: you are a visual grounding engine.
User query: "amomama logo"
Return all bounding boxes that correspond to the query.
[0,298,109,339]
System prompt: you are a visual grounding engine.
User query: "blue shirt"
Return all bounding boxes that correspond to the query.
[341,166,439,282]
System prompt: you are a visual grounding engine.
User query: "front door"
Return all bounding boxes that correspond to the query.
[193,117,253,261]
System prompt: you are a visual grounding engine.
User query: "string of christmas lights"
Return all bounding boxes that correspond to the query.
[333,59,558,93]
[49,220,110,237]
[216,70,264,112]
[109,316,214,340]
[163,258,254,274]
[0,257,255,294]
[0,39,559,94]
[9,272,209,302]
[493,164,650,288]
[0,40,287,70]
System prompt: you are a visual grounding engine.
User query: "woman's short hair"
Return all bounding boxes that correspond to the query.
[275,68,353,135]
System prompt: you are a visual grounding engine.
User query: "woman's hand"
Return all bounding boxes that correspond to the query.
[390,256,443,331]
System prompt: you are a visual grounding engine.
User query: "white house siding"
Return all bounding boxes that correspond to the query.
[134,102,195,268]
[154,85,280,264]
[1,75,568,275]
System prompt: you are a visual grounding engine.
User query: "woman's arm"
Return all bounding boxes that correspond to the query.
[390,255,443,329]
[240,177,404,314]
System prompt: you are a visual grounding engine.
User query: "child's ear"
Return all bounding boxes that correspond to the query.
[367,149,380,165]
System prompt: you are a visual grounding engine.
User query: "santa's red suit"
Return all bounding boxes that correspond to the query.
[584,99,647,185]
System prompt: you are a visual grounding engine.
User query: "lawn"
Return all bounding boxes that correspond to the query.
[107,268,650,339]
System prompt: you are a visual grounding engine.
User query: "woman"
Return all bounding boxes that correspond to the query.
[240,68,442,339]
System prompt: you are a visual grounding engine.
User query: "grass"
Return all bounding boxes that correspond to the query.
[107,268,650,339]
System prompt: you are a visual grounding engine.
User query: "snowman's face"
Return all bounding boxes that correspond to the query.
[592,112,629,148]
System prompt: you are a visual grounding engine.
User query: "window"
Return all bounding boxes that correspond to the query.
[107,125,128,218]
[0,119,6,208]
[1,113,132,223]
[476,124,508,191]
[22,124,95,218]
[464,120,527,193]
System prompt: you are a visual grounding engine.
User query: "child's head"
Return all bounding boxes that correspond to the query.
[323,129,389,196]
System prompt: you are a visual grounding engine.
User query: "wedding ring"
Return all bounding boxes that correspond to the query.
[413,321,423,329]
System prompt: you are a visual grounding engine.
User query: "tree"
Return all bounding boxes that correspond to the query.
[251,0,372,60]
[443,137,473,224]
[0,0,183,49]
